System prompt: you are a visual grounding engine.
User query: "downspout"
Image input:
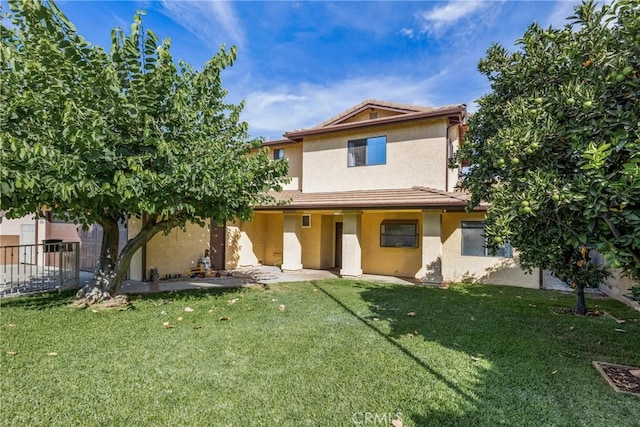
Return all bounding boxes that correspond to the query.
[445,121,458,193]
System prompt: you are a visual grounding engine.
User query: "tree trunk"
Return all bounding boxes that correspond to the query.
[76,215,178,305]
[574,282,587,315]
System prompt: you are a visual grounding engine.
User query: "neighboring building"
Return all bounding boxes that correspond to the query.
[0,211,80,266]
[134,100,539,288]
[0,212,80,248]
[0,212,126,272]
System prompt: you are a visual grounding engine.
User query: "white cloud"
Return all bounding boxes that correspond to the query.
[418,0,492,36]
[240,75,447,139]
[159,0,244,49]
[399,27,415,38]
[544,0,582,28]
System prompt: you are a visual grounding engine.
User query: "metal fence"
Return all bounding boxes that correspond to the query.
[0,242,80,297]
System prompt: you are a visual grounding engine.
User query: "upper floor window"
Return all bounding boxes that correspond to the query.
[461,221,512,257]
[273,148,284,160]
[347,136,386,167]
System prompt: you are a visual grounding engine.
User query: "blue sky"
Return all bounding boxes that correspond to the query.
[54,1,581,140]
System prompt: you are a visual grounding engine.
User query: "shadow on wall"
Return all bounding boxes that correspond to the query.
[421,257,442,284]
[457,258,538,288]
[226,227,241,270]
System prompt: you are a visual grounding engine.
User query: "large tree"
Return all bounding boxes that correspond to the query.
[1,0,287,302]
[455,0,640,314]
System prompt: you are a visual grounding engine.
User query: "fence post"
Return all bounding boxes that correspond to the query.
[58,245,63,293]
[74,242,80,290]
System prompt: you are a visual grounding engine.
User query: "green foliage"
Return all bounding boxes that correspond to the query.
[0,0,287,293]
[456,0,640,283]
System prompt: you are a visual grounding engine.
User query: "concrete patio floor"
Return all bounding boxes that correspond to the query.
[114,265,421,295]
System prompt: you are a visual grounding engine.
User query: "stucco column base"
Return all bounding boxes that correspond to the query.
[281,264,303,273]
[420,274,443,284]
[340,268,363,278]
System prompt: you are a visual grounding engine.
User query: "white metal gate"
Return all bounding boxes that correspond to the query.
[19,224,36,264]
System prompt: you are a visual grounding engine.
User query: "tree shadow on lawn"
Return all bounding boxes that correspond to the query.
[315,281,640,426]
[0,286,248,311]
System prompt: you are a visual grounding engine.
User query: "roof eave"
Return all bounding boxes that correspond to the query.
[284,105,466,140]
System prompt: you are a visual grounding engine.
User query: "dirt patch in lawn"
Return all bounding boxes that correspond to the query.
[593,361,640,397]
[551,307,603,317]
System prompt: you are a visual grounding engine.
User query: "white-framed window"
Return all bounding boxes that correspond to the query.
[461,221,512,257]
[301,214,311,228]
[347,136,386,167]
[273,148,284,160]
[380,220,418,248]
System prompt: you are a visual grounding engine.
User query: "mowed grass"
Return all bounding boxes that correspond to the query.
[1,280,639,426]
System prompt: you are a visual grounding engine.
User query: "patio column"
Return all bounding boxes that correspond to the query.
[417,211,443,284]
[340,212,362,277]
[281,213,303,272]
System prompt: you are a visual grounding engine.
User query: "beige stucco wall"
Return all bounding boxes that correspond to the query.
[267,143,302,191]
[446,124,461,192]
[300,213,323,269]
[146,221,210,279]
[294,213,337,270]
[127,217,144,281]
[441,212,539,288]
[1,216,31,236]
[600,271,639,312]
[360,211,423,278]
[343,108,403,124]
[302,119,449,193]
[227,214,283,268]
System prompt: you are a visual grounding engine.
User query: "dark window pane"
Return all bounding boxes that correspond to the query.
[348,140,366,167]
[380,221,417,248]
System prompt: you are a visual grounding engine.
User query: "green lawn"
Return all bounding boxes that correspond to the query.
[1,280,639,426]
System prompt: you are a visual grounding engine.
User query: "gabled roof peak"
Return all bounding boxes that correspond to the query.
[312,99,437,129]
[284,99,466,140]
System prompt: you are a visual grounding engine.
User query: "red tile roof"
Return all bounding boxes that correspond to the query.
[257,187,485,211]
[284,103,466,140]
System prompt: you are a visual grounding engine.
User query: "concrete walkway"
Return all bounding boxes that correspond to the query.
[115,265,420,295]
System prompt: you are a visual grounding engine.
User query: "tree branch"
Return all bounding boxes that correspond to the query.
[602,216,640,266]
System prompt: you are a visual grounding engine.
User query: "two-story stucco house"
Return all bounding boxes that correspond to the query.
[130,100,539,288]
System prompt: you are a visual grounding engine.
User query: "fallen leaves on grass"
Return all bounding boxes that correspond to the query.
[219,316,229,321]
[8,323,16,328]
[91,309,100,315]
[47,352,58,357]
[550,370,558,375]
[184,307,194,312]
[279,304,286,311]
[6,351,17,356]
[227,299,239,305]
[392,418,403,427]
[406,312,417,317]
[470,356,482,362]
[162,322,174,329]
[193,325,202,330]
[528,304,537,308]
[177,317,184,321]
[615,328,627,333]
